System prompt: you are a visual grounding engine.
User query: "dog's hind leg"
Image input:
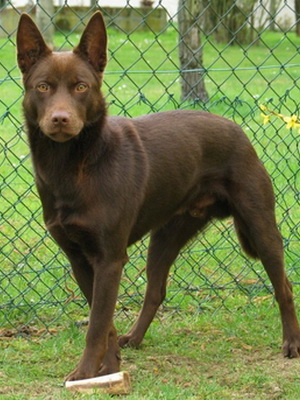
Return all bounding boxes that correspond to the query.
[119,214,210,348]
[232,172,300,358]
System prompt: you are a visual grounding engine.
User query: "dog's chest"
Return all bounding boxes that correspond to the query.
[44,192,97,246]
[36,168,85,223]
[47,190,82,229]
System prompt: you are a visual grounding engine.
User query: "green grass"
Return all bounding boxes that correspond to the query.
[0,24,300,397]
[1,307,300,399]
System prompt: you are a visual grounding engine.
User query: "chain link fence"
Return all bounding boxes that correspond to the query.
[0,0,299,333]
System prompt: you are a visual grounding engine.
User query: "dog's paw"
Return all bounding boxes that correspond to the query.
[98,352,121,376]
[282,335,300,358]
[98,363,120,376]
[118,334,142,349]
[65,366,98,382]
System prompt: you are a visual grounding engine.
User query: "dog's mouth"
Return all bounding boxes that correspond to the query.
[40,114,84,142]
[46,130,79,143]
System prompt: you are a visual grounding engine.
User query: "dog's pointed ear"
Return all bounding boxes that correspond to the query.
[73,11,107,73]
[17,13,51,75]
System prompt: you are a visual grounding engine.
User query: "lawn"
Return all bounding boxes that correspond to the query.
[1,308,300,399]
[0,21,300,399]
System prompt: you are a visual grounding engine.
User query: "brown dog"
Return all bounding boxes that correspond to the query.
[17,12,300,381]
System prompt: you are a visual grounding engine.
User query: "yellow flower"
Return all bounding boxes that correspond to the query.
[260,105,300,132]
[283,115,299,129]
[261,113,270,125]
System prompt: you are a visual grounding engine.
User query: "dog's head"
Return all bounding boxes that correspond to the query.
[17,12,107,143]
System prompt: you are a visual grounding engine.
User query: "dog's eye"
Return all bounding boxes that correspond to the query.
[37,83,50,92]
[75,83,88,92]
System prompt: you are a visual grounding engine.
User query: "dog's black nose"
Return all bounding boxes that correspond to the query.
[51,111,70,126]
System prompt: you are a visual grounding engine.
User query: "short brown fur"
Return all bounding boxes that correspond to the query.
[16,12,300,381]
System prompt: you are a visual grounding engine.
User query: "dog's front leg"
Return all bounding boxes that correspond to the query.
[66,258,124,381]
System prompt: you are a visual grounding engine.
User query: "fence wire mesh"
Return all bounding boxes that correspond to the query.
[0,0,299,332]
